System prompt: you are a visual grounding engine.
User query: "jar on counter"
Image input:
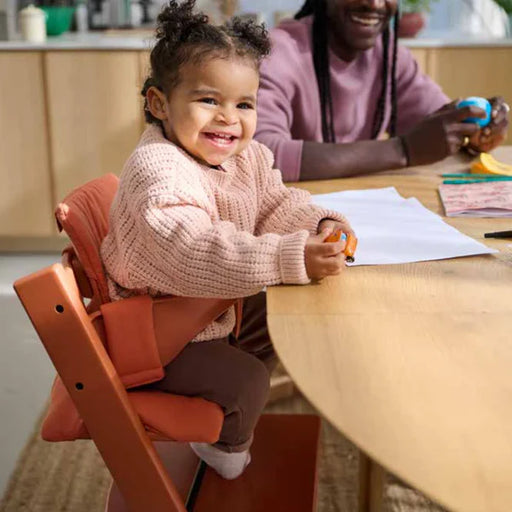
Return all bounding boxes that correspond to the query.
[19,4,46,43]
[75,1,88,32]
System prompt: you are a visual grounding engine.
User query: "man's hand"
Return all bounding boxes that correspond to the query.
[401,100,486,166]
[468,96,509,153]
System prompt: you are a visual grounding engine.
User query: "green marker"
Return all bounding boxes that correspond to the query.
[443,177,512,184]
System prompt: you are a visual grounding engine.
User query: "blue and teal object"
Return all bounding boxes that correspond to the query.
[457,96,492,127]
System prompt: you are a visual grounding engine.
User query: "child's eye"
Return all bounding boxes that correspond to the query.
[237,102,254,110]
[199,97,217,105]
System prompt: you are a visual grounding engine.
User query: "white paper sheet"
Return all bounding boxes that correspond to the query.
[313,187,497,266]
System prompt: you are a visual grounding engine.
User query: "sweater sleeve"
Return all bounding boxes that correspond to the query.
[395,45,450,135]
[127,200,311,298]
[252,142,351,236]
[255,36,304,182]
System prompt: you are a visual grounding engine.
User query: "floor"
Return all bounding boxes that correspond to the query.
[0,253,60,497]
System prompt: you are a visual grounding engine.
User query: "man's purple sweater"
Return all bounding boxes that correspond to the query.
[255,16,449,181]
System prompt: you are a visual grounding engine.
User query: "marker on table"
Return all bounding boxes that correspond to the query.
[442,174,512,179]
[484,230,512,239]
[325,230,358,263]
[443,177,512,184]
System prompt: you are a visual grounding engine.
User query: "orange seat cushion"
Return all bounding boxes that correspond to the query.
[41,377,223,444]
[129,391,223,442]
[55,173,118,311]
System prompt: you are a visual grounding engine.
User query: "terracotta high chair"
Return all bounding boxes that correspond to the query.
[13,174,321,512]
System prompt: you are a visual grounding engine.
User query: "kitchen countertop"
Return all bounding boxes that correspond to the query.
[0,31,155,50]
[2,30,512,51]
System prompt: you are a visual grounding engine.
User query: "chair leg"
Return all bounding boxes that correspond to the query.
[105,480,127,512]
[268,373,295,403]
[105,442,200,512]
[268,363,296,403]
[358,451,385,512]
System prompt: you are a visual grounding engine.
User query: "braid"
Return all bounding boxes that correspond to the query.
[297,0,335,143]
[371,11,400,139]
[389,11,399,137]
[295,0,314,19]
[371,24,389,139]
[313,1,335,142]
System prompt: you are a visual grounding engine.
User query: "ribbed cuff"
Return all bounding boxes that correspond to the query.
[279,230,310,284]
[304,207,350,235]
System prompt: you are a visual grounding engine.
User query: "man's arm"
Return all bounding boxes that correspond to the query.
[300,138,407,180]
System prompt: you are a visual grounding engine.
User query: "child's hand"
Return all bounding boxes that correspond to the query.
[317,218,354,237]
[305,229,346,280]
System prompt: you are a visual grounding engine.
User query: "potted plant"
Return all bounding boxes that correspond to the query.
[398,0,438,38]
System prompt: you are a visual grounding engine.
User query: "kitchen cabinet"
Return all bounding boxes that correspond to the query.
[0,52,54,236]
[139,51,151,132]
[45,51,143,201]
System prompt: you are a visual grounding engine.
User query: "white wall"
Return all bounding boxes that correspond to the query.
[428,0,508,37]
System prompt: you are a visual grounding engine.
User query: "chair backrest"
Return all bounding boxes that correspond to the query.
[55,173,118,311]
[13,255,187,512]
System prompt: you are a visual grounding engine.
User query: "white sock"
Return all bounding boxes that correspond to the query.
[190,442,251,480]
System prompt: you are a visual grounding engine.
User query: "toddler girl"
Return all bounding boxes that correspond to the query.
[101,0,352,480]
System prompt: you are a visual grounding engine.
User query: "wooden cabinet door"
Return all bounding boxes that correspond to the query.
[45,51,143,201]
[0,52,53,236]
[139,51,151,132]
[429,47,512,144]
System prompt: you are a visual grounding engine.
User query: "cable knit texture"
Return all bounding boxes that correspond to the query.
[101,125,347,341]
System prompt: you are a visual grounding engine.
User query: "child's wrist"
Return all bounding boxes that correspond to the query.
[279,231,310,284]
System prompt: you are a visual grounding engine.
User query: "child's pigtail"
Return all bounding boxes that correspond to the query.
[227,17,271,62]
[156,0,209,48]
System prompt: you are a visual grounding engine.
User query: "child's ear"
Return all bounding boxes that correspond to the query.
[146,86,169,121]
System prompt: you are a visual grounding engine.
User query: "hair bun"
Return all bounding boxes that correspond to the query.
[227,17,271,59]
[156,0,209,46]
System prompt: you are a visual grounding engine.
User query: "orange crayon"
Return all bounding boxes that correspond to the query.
[325,230,358,263]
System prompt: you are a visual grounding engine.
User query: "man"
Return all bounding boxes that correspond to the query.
[255,0,509,181]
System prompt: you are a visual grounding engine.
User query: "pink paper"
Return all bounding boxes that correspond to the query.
[439,181,512,217]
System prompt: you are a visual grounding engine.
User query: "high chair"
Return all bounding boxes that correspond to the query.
[13,174,321,512]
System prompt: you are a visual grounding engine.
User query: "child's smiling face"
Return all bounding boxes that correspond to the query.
[152,57,259,167]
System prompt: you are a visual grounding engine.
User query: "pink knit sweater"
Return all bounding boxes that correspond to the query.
[101,125,346,341]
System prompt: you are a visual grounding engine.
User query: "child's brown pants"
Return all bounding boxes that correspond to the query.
[149,292,275,453]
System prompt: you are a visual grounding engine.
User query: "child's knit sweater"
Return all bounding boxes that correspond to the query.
[101,125,347,341]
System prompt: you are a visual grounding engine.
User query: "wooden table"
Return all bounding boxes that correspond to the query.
[266,148,512,512]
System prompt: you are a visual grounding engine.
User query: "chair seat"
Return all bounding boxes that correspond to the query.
[129,391,223,443]
[41,377,223,444]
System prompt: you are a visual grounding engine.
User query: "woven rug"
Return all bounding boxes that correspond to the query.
[0,393,447,512]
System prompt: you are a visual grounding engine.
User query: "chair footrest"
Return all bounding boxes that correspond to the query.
[192,414,320,512]
[106,414,321,512]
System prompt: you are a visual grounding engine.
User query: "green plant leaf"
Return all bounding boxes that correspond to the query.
[400,0,439,13]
